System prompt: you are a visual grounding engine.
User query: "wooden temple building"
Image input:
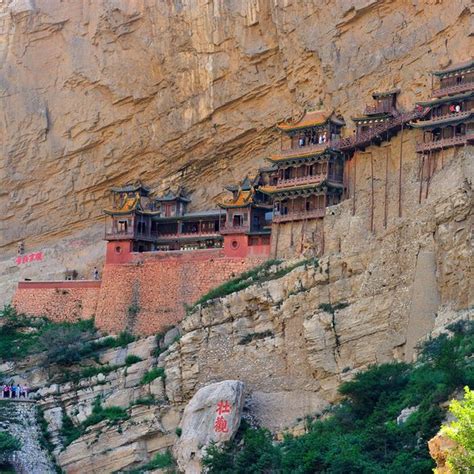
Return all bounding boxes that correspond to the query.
[260,110,345,223]
[413,60,474,154]
[218,174,273,257]
[104,184,223,262]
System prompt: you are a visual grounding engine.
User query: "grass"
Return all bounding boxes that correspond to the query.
[125,355,143,366]
[188,258,318,312]
[203,319,474,474]
[140,367,165,385]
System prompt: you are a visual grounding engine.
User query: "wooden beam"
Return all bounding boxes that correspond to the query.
[419,153,425,204]
[352,153,357,216]
[370,152,374,233]
[398,122,404,218]
[384,146,389,228]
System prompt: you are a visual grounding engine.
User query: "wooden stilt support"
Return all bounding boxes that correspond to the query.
[384,146,389,228]
[352,153,357,216]
[370,152,374,233]
[398,122,404,218]
[425,149,432,200]
[419,153,425,204]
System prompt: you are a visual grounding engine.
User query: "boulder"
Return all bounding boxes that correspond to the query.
[174,380,245,473]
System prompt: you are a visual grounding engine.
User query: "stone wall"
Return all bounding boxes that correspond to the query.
[13,281,101,322]
[95,250,264,335]
[12,251,265,335]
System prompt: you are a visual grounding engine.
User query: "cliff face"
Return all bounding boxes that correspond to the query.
[1,0,472,303]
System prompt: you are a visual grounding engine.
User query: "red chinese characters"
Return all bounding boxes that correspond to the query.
[214,400,232,433]
[15,252,44,265]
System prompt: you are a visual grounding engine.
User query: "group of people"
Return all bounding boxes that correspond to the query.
[1,384,29,399]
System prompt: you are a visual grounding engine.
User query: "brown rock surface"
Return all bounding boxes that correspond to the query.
[1,0,472,303]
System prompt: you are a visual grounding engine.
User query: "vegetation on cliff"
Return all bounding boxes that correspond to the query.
[203,320,473,473]
[188,258,317,311]
[439,386,474,472]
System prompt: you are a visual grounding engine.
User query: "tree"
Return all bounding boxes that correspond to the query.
[441,386,474,473]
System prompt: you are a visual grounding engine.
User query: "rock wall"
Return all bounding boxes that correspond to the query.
[95,250,265,335]
[1,0,472,304]
[13,281,101,322]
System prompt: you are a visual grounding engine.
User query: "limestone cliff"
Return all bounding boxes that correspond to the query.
[0,144,471,472]
[1,0,473,303]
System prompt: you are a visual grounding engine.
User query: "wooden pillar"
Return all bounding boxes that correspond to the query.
[398,122,404,218]
[419,153,425,204]
[352,153,357,216]
[370,152,374,233]
[384,146,389,228]
[425,149,432,199]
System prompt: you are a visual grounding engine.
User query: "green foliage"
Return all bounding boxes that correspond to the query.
[440,386,474,472]
[142,450,174,470]
[60,411,82,447]
[140,367,165,385]
[131,395,157,407]
[238,330,274,345]
[0,305,96,362]
[125,354,142,366]
[203,321,474,474]
[175,427,182,437]
[0,432,20,456]
[189,258,317,311]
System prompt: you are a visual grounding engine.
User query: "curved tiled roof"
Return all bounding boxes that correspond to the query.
[277,110,345,131]
[433,59,474,77]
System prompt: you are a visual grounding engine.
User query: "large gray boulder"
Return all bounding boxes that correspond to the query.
[175,380,245,473]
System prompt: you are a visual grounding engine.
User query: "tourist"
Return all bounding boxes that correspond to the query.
[15,385,20,398]
[11,384,16,398]
[2,385,8,398]
[23,385,29,399]
[93,267,99,280]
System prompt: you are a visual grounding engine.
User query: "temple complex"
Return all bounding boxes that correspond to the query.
[413,60,474,154]
[260,110,345,224]
[12,60,473,334]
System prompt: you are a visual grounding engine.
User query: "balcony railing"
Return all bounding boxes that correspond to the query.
[432,81,474,98]
[220,224,251,234]
[335,108,428,152]
[364,103,394,115]
[423,110,472,125]
[105,230,153,241]
[273,208,325,223]
[279,141,335,158]
[277,174,326,188]
[415,133,474,153]
[156,231,221,240]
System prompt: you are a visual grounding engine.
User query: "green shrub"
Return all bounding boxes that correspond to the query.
[0,306,96,362]
[140,367,165,385]
[132,395,157,407]
[143,450,174,470]
[60,411,82,447]
[175,427,182,437]
[440,386,474,472]
[0,432,20,456]
[124,355,142,366]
